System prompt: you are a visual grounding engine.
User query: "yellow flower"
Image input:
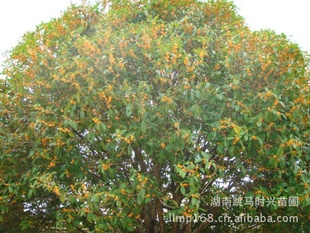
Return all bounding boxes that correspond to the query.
[184,57,189,66]
[184,84,190,89]
[93,117,101,124]
[48,161,56,168]
[261,60,271,71]
[102,163,110,171]
[161,96,172,104]
[233,137,240,145]
[53,186,60,196]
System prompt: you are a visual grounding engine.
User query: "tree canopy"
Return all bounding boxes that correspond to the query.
[0,0,309,232]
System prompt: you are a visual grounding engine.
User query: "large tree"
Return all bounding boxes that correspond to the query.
[1,0,309,232]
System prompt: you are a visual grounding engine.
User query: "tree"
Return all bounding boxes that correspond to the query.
[1,0,309,232]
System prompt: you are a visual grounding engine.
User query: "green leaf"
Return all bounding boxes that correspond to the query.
[189,177,195,188]
[171,200,179,207]
[276,146,284,156]
[137,189,146,205]
[65,118,78,131]
[87,213,97,223]
[233,125,242,135]
[229,145,235,156]
[126,104,132,117]
[127,144,133,156]
[179,170,186,178]
[141,120,146,133]
[77,26,85,33]
[257,136,263,146]
[180,185,186,196]
[108,168,116,178]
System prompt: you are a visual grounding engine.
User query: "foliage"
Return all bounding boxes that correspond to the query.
[1,0,310,232]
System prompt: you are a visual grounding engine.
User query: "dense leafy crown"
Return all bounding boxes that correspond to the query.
[0,0,309,232]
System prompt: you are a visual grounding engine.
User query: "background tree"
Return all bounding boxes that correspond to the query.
[1,0,309,232]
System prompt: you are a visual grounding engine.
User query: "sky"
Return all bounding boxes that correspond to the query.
[233,0,310,52]
[0,0,310,70]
